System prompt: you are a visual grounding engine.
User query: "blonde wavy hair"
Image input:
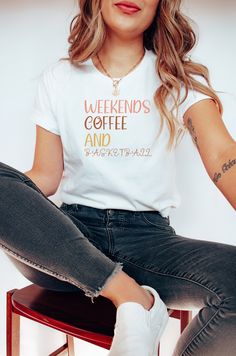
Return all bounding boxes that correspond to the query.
[62,0,223,150]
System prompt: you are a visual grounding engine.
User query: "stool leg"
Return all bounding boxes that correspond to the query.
[6,290,20,356]
[67,335,75,356]
[180,311,192,333]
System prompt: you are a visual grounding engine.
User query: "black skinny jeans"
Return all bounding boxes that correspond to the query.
[0,161,236,356]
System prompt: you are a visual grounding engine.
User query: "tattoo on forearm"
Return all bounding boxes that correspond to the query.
[213,158,236,183]
[186,117,199,150]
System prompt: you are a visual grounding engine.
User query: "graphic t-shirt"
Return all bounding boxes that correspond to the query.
[30,48,212,217]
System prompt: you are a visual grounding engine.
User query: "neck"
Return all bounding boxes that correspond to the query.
[93,31,145,78]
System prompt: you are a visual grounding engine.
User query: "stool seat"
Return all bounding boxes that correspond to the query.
[9,284,116,349]
[7,284,192,356]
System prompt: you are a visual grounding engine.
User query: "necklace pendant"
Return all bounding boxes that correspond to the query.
[112,86,120,96]
[112,80,120,96]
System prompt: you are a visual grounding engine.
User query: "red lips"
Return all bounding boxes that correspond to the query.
[115,1,141,11]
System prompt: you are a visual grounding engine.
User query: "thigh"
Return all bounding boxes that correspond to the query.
[110,211,236,309]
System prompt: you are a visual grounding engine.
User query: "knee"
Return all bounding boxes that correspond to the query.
[0,161,26,182]
[0,161,12,172]
[219,295,236,317]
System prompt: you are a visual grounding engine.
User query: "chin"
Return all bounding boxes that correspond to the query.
[107,24,142,38]
[104,15,143,36]
[102,3,147,37]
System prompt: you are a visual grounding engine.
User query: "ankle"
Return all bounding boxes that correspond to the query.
[99,270,154,310]
[144,290,155,310]
[113,286,154,310]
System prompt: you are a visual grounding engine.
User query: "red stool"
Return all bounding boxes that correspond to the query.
[6,284,192,356]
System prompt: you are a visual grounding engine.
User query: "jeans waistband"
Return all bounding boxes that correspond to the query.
[60,202,162,214]
[60,202,169,224]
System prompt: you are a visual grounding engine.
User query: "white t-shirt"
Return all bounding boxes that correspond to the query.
[30,48,212,217]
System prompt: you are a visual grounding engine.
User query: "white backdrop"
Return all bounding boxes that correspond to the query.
[0,1,236,355]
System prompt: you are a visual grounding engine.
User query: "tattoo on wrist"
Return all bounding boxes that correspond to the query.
[213,158,236,183]
[186,117,199,150]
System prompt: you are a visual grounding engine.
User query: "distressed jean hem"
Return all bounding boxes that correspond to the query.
[84,262,124,303]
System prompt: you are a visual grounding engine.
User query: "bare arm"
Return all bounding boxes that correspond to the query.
[183,98,236,210]
[24,125,64,197]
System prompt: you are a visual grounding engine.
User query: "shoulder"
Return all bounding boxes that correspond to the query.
[39,59,72,87]
[175,74,213,127]
[179,74,213,109]
[181,74,210,95]
[39,58,92,89]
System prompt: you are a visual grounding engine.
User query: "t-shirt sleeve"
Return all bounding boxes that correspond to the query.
[29,64,60,135]
[174,75,215,127]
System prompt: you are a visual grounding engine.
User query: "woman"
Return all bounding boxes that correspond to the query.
[0,0,236,355]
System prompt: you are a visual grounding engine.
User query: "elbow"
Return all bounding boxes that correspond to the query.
[24,169,61,197]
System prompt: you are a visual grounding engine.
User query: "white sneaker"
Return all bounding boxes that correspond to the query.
[108,285,169,356]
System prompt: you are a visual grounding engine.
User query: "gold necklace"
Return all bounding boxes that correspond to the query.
[96,49,146,96]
